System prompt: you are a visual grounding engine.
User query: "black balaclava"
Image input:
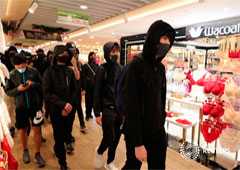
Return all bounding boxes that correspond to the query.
[103,41,119,64]
[142,20,175,67]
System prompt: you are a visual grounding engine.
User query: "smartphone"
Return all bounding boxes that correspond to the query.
[23,83,28,87]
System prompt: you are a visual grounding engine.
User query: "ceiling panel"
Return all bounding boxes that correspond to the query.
[19,0,159,32]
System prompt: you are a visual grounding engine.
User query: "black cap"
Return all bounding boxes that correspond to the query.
[66,42,76,49]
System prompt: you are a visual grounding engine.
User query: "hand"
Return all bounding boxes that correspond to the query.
[96,116,102,126]
[26,80,32,87]
[135,146,147,163]
[71,57,77,66]
[17,84,30,91]
[64,103,72,113]
[61,109,69,116]
[81,90,85,96]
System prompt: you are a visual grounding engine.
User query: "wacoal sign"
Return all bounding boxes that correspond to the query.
[186,17,240,39]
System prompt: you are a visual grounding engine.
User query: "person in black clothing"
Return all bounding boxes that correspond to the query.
[122,20,175,170]
[43,45,77,170]
[93,42,122,170]
[5,53,45,167]
[33,49,46,77]
[2,46,17,137]
[2,46,17,72]
[45,50,53,69]
[83,52,99,121]
[74,48,86,132]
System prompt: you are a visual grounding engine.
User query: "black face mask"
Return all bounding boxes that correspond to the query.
[110,55,118,63]
[156,43,170,60]
[89,57,96,63]
[57,55,68,64]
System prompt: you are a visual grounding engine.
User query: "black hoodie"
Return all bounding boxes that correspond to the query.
[42,45,77,115]
[93,42,122,117]
[124,20,175,146]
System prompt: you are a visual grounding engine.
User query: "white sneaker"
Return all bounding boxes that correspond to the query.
[94,147,103,168]
[104,162,118,170]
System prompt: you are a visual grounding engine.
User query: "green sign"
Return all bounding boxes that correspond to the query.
[56,9,91,27]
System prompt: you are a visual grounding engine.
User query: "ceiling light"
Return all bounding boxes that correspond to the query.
[96,42,99,44]
[29,2,38,14]
[80,5,88,9]
[78,39,82,41]
[90,36,94,39]
[112,32,115,35]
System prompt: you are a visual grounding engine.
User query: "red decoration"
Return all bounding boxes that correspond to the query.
[176,119,192,125]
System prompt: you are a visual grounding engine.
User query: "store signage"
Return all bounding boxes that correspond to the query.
[56,10,91,27]
[186,17,240,39]
[23,30,62,41]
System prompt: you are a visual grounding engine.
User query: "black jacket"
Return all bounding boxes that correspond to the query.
[76,60,84,92]
[93,42,122,117]
[124,20,175,146]
[42,46,78,115]
[5,67,43,111]
[83,62,99,87]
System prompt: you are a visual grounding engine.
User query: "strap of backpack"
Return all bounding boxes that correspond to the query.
[86,63,96,76]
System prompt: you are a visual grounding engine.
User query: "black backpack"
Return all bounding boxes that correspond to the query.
[114,55,145,116]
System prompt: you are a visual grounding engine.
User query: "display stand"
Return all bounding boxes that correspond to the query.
[166,95,202,144]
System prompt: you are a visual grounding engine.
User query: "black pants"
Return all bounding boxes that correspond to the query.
[50,111,73,166]
[85,84,94,118]
[122,129,167,170]
[76,92,85,127]
[97,107,122,164]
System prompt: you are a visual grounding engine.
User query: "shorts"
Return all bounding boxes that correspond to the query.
[15,108,44,130]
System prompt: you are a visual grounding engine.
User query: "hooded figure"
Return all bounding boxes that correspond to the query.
[33,49,46,77]
[42,45,77,170]
[2,46,17,72]
[122,20,175,170]
[93,42,123,169]
[82,52,99,120]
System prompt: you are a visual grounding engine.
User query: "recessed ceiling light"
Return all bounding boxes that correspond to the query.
[80,5,88,9]
[112,32,115,35]
[78,39,82,41]
[96,42,99,44]
[90,36,94,39]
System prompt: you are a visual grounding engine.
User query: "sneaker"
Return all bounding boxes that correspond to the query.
[41,136,46,143]
[104,162,118,170]
[70,135,75,143]
[66,143,74,154]
[94,147,103,168]
[22,149,30,164]
[34,153,45,167]
[60,165,71,170]
[80,126,87,133]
